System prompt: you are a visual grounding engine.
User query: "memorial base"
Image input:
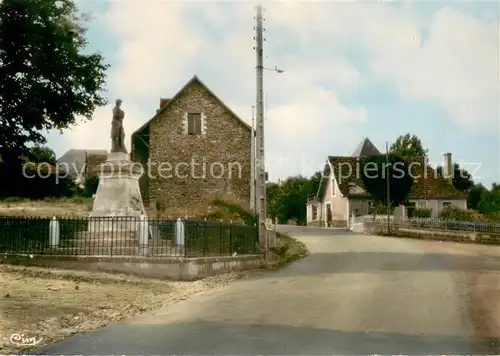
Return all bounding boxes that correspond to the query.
[89,152,146,229]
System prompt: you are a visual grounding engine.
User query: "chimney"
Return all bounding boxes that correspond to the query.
[157,98,170,113]
[443,152,452,180]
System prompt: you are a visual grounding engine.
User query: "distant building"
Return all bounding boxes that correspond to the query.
[56,149,108,186]
[306,138,467,227]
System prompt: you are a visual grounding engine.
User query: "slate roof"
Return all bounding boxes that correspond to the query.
[57,149,107,178]
[351,137,381,157]
[319,155,466,200]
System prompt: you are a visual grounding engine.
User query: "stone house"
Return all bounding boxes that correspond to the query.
[131,75,252,215]
[306,138,467,227]
[56,149,108,186]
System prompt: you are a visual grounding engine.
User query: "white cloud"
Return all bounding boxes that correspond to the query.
[365,6,499,130]
[60,1,498,181]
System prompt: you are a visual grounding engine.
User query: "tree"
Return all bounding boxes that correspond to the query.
[265,172,321,225]
[0,0,109,156]
[436,163,474,193]
[308,171,322,198]
[361,154,414,206]
[467,183,487,210]
[82,175,99,197]
[477,186,500,215]
[277,176,311,225]
[266,182,281,221]
[28,145,56,164]
[389,133,428,157]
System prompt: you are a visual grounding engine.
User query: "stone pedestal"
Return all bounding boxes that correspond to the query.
[88,152,146,233]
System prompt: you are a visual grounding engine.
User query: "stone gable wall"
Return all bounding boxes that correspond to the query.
[147,82,251,215]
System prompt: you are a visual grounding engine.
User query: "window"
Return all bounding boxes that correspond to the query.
[187,113,202,135]
[368,201,374,214]
[443,201,452,208]
[312,205,318,220]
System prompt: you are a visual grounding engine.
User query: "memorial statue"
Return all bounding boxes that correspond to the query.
[111,99,127,153]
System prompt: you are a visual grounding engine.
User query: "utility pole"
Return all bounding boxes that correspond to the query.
[254,4,266,248]
[385,141,391,233]
[250,105,256,213]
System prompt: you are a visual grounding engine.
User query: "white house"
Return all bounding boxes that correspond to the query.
[306,138,467,227]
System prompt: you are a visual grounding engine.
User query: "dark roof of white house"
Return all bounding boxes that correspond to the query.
[351,138,381,157]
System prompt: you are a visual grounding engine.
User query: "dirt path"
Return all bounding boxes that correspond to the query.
[0,265,250,354]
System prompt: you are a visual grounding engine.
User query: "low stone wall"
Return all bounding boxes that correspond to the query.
[362,222,500,245]
[0,254,264,281]
[307,220,325,227]
[331,220,347,228]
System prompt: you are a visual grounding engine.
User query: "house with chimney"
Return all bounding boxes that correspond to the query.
[131,75,252,216]
[306,138,467,227]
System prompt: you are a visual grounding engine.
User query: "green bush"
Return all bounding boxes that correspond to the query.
[1,196,27,203]
[439,207,475,221]
[211,198,257,225]
[82,176,99,197]
[412,208,432,218]
[485,212,500,222]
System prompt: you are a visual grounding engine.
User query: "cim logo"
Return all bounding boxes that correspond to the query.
[10,333,43,347]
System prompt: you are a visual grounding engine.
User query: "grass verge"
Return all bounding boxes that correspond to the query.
[266,232,309,269]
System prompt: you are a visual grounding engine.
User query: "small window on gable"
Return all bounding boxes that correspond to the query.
[187,113,202,135]
[443,201,452,208]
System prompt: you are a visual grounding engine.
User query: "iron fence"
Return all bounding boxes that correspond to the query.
[0,216,259,257]
[403,217,500,233]
[355,215,500,234]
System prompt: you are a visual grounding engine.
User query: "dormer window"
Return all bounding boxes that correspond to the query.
[187,113,202,135]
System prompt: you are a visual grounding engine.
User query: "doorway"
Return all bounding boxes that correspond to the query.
[326,203,333,227]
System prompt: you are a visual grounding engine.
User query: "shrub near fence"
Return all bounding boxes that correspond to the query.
[0,216,259,257]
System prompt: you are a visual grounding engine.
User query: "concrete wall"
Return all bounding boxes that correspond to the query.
[307,220,326,227]
[1,254,264,281]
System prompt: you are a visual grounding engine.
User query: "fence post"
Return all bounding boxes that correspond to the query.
[138,215,149,255]
[202,220,207,257]
[229,220,233,255]
[49,216,60,248]
[175,218,185,247]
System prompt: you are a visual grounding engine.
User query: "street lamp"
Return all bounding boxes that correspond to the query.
[263,66,284,74]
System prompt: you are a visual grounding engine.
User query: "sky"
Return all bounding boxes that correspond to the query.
[47,0,500,189]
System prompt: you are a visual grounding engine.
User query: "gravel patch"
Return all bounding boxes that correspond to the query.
[0,265,251,354]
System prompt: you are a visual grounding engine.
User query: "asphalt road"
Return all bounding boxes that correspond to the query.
[39,227,499,355]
